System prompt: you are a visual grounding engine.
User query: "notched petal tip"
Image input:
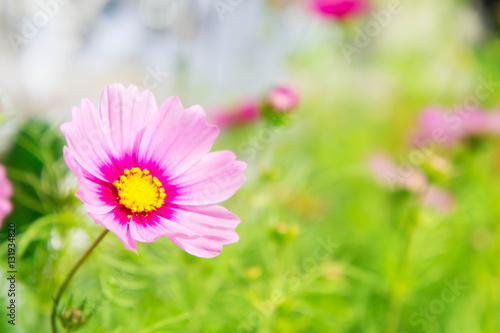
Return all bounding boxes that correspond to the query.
[158,95,184,115]
[104,82,127,93]
[104,83,153,100]
[185,104,220,131]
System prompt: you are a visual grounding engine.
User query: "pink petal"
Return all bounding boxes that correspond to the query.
[61,99,120,183]
[89,207,137,254]
[169,151,247,205]
[64,147,116,215]
[63,146,83,179]
[166,205,241,258]
[100,84,158,165]
[0,165,13,198]
[128,209,199,243]
[139,98,220,179]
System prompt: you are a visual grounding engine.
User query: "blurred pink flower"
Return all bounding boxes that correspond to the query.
[267,85,300,113]
[62,84,246,257]
[368,153,454,212]
[422,186,454,213]
[310,0,368,20]
[412,108,494,147]
[369,153,427,194]
[412,108,462,147]
[211,98,261,128]
[462,110,488,135]
[0,165,13,227]
[484,111,500,134]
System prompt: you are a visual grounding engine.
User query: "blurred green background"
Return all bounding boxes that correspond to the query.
[1,0,500,332]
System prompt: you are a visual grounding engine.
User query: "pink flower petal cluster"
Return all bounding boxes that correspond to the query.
[310,0,368,20]
[0,165,13,226]
[62,84,247,257]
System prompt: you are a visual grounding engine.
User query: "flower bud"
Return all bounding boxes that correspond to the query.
[244,265,263,280]
[269,222,300,245]
[60,309,87,332]
[266,86,299,114]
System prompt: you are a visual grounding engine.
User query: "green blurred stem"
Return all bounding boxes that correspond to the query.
[384,197,422,333]
[51,229,109,333]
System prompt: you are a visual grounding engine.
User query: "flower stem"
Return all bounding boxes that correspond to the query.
[51,229,109,333]
[384,196,422,333]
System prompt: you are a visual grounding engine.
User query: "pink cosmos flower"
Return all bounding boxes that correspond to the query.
[310,0,368,20]
[412,108,462,147]
[421,186,454,213]
[412,107,500,147]
[368,153,454,212]
[61,84,247,257]
[211,98,261,128]
[462,110,488,135]
[368,153,427,194]
[484,111,500,134]
[0,165,13,227]
[267,86,300,113]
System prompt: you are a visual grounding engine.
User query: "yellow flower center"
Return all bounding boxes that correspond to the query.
[113,168,166,216]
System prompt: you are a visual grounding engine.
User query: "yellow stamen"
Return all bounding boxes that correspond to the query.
[113,168,165,214]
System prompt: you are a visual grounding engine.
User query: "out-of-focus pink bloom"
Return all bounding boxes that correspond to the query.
[238,99,261,122]
[412,108,494,147]
[412,108,462,147]
[267,86,300,113]
[368,153,454,212]
[485,111,500,134]
[211,109,233,129]
[211,98,261,128]
[369,153,427,194]
[62,84,247,257]
[310,0,368,20]
[0,165,13,227]
[422,186,454,213]
[462,110,488,135]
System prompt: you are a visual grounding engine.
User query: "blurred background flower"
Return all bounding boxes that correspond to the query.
[211,97,261,128]
[309,0,369,20]
[412,107,500,147]
[266,85,300,113]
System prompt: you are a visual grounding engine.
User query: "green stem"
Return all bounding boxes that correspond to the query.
[384,195,422,333]
[51,229,109,333]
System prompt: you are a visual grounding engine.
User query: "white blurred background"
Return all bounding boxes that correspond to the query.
[0,0,322,124]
